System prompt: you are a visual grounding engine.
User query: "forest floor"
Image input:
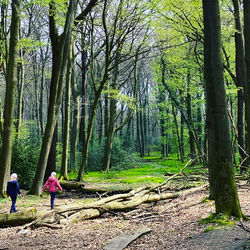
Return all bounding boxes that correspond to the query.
[0,181,249,249]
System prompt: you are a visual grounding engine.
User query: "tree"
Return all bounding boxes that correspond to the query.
[231,0,248,172]
[29,0,97,195]
[202,0,242,217]
[243,0,250,173]
[60,46,73,180]
[0,0,21,196]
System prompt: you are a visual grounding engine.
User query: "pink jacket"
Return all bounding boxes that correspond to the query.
[42,177,62,193]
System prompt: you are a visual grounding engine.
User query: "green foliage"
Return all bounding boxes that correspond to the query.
[11,137,40,189]
[87,137,138,171]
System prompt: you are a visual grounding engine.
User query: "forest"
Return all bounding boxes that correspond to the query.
[0,0,249,249]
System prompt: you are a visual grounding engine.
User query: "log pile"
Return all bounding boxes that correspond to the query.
[0,183,208,229]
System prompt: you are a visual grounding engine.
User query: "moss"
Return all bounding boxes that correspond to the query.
[204,225,230,232]
[201,197,211,203]
[200,213,235,232]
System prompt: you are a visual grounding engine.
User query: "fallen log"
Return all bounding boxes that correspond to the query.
[60,181,85,190]
[0,209,54,227]
[59,184,208,224]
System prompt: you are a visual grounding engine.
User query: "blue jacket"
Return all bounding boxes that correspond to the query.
[7,180,21,197]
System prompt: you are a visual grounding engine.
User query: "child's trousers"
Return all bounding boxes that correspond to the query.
[50,192,56,209]
[10,195,17,213]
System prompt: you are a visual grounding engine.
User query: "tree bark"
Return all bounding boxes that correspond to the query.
[70,65,79,171]
[232,0,248,172]
[44,124,58,181]
[16,54,24,137]
[29,0,79,195]
[202,0,242,217]
[186,71,196,159]
[79,41,87,150]
[0,0,21,197]
[243,0,250,173]
[60,47,72,180]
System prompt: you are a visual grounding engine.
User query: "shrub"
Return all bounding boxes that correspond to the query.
[87,137,138,172]
[11,137,40,189]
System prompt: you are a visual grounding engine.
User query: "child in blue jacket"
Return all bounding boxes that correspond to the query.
[7,173,21,213]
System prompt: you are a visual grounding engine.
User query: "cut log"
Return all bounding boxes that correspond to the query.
[61,184,208,224]
[60,181,85,190]
[0,209,54,227]
[104,226,151,250]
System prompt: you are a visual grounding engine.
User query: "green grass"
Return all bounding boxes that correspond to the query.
[68,155,207,186]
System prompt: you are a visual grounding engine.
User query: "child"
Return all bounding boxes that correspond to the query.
[7,173,21,213]
[42,172,62,209]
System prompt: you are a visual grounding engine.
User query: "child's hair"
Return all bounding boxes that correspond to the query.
[11,173,18,180]
[51,172,57,178]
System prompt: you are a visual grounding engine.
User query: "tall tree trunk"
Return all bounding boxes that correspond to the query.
[77,82,108,180]
[232,0,247,172]
[0,97,3,138]
[203,0,242,217]
[136,108,143,158]
[102,51,120,172]
[172,105,184,162]
[44,124,58,181]
[104,89,109,138]
[70,64,79,171]
[242,0,250,173]
[159,56,167,158]
[16,56,24,137]
[60,48,72,180]
[29,0,78,195]
[186,72,196,159]
[180,112,185,159]
[98,99,103,145]
[39,48,46,136]
[33,56,40,135]
[79,46,87,150]
[139,102,145,157]
[0,0,21,197]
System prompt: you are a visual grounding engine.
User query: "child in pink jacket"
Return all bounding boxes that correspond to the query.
[42,172,62,209]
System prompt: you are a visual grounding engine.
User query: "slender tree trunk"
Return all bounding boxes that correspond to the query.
[232,0,247,172]
[0,0,21,197]
[0,97,3,138]
[180,112,185,159]
[203,0,242,217]
[139,102,145,157]
[98,99,103,145]
[242,0,250,173]
[102,51,120,172]
[77,82,108,180]
[136,108,143,158]
[186,72,196,159]
[16,57,24,137]
[79,46,87,150]
[60,49,72,180]
[104,89,109,138]
[70,65,79,171]
[44,124,58,181]
[172,105,184,162]
[33,56,41,135]
[39,50,46,135]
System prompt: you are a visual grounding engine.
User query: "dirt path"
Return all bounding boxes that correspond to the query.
[0,185,249,250]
